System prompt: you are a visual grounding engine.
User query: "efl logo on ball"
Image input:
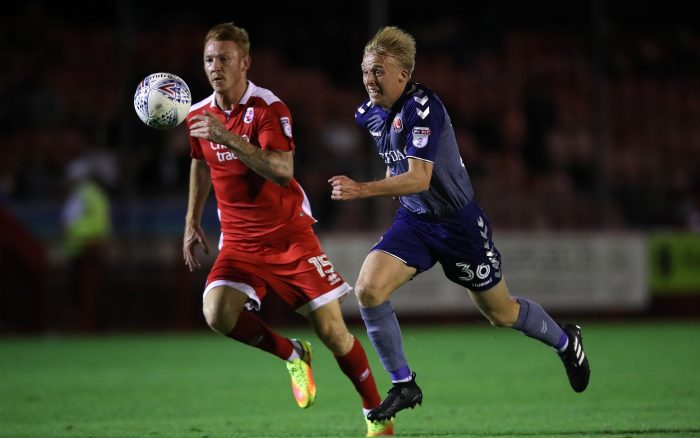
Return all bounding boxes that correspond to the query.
[134,72,192,129]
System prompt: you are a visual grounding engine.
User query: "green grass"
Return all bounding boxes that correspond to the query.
[1,322,700,437]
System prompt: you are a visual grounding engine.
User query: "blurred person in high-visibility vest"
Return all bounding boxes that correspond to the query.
[61,158,112,331]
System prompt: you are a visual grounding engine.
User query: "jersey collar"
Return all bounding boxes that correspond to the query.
[238,80,257,105]
[390,82,415,112]
[208,80,258,110]
[375,83,414,120]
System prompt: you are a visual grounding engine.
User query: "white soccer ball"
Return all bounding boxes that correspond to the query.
[134,72,192,129]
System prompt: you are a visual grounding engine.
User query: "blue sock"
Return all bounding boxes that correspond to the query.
[513,297,568,350]
[359,301,411,381]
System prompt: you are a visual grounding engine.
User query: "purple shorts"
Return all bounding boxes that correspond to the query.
[372,202,503,292]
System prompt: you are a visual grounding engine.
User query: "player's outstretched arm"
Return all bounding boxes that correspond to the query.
[329,158,433,201]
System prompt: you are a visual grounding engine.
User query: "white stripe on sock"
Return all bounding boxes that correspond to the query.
[287,340,301,362]
[557,338,569,353]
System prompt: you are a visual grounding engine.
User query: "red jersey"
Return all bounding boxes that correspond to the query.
[187,81,315,244]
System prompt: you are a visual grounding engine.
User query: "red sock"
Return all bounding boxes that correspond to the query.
[335,337,382,409]
[226,310,294,361]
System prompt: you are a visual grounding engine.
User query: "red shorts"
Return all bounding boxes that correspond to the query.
[204,227,351,316]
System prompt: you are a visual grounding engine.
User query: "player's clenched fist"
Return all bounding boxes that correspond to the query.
[329,175,364,201]
[189,110,232,145]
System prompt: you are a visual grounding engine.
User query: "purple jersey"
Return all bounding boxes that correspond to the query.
[357,83,502,291]
[355,82,474,216]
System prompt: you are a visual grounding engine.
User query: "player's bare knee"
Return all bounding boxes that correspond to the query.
[202,302,236,334]
[201,304,222,332]
[355,280,385,307]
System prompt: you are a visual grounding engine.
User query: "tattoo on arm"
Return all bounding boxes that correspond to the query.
[226,136,292,186]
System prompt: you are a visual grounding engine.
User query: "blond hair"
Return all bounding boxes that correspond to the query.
[364,26,416,77]
[205,22,250,56]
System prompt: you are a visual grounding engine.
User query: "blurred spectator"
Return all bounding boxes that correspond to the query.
[60,156,113,331]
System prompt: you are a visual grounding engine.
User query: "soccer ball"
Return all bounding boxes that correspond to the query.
[134,72,192,129]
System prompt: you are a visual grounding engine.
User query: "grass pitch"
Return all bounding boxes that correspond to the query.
[1,322,699,437]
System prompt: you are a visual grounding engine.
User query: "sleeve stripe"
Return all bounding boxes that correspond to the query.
[406,156,435,164]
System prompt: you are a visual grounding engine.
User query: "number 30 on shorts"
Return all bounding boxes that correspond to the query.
[455,262,491,282]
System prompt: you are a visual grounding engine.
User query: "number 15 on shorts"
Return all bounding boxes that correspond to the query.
[308,254,341,285]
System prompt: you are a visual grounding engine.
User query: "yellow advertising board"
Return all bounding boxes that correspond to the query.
[649,233,700,295]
